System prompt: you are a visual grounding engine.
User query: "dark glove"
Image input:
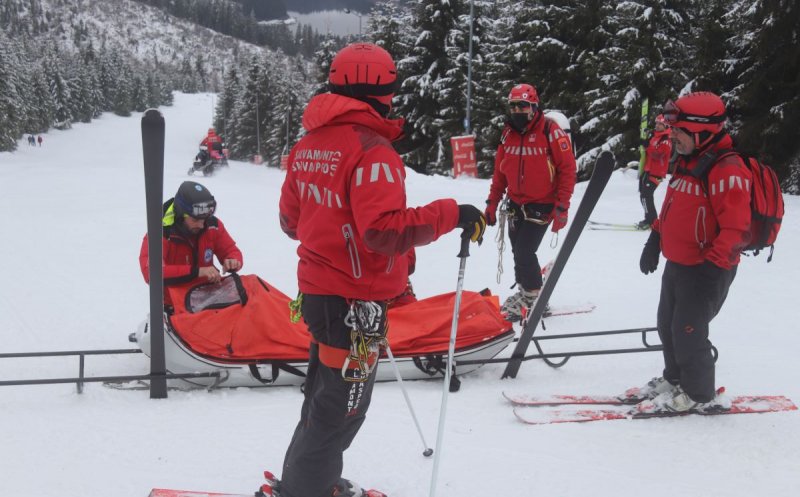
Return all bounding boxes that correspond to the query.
[640,138,650,148]
[484,200,498,226]
[457,204,486,244]
[639,230,661,275]
[550,203,569,233]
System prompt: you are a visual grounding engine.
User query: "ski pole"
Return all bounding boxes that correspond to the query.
[384,344,433,457]
[429,234,472,497]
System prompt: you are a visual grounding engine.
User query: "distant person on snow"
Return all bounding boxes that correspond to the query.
[484,83,577,322]
[638,92,751,413]
[201,128,224,160]
[37,135,43,146]
[637,114,673,229]
[139,181,242,306]
[273,42,485,497]
[28,135,35,146]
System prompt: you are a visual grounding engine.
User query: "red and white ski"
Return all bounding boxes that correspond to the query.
[509,393,797,425]
[149,491,250,497]
[503,391,637,406]
[543,303,596,318]
[149,471,388,497]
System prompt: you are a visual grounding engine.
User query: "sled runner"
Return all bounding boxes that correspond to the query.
[131,274,514,388]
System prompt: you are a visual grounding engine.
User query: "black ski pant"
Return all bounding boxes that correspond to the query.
[281,295,386,497]
[656,261,736,402]
[639,174,660,224]
[507,201,552,291]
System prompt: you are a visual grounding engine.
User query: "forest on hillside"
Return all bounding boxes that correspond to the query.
[2,0,798,192]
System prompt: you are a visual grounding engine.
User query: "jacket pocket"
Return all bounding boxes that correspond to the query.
[342,224,362,279]
[694,206,708,249]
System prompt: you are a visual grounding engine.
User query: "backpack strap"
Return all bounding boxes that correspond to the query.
[675,148,738,195]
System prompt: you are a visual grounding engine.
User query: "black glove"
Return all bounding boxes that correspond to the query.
[639,230,661,275]
[457,204,486,244]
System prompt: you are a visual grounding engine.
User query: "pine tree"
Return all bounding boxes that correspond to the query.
[0,32,22,151]
[729,0,800,186]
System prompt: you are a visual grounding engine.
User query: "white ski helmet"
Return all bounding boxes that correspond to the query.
[544,111,572,145]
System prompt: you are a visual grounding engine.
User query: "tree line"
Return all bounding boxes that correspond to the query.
[354,0,797,191]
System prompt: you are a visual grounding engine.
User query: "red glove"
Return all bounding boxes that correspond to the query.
[550,203,568,232]
[484,200,498,226]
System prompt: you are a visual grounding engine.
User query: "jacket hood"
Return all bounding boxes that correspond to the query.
[302,93,405,141]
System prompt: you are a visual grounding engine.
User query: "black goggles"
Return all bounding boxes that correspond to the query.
[508,101,535,111]
[185,200,217,219]
[662,99,726,125]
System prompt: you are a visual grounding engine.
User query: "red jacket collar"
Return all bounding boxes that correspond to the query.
[302,93,405,141]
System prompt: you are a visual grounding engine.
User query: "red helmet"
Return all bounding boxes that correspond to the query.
[662,92,726,134]
[654,114,668,127]
[329,43,397,113]
[508,84,539,105]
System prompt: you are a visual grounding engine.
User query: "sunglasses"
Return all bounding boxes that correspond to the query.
[662,100,726,125]
[508,101,534,110]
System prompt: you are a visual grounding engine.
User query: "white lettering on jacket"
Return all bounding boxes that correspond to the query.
[291,148,341,176]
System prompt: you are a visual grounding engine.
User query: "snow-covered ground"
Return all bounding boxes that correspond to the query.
[1,93,798,497]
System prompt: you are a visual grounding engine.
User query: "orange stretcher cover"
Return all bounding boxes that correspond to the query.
[166,274,512,361]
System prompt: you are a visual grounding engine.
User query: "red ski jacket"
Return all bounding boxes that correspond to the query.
[279,93,459,301]
[653,134,752,269]
[644,130,672,180]
[139,200,243,301]
[487,114,577,209]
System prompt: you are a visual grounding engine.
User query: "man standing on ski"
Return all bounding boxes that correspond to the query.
[139,181,242,306]
[484,83,577,322]
[273,42,485,497]
[638,92,752,412]
[637,114,673,229]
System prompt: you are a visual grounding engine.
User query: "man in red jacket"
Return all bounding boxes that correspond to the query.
[484,83,577,322]
[637,114,673,229]
[139,181,242,305]
[638,92,751,413]
[273,43,485,497]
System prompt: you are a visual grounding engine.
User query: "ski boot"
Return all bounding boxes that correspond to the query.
[333,478,387,497]
[501,288,539,323]
[619,376,679,403]
[636,386,731,414]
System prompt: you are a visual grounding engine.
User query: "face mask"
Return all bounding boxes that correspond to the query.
[510,113,530,131]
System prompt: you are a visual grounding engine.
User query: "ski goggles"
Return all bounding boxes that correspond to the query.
[178,199,217,220]
[662,99,726,126]
[508,101,536,111]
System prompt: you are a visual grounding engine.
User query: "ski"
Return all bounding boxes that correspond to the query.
[503,391,637,406]
[502,151,615,378]
[149,490,251,497]
[512,394,797,425]
[587,220,648,231]
[638,97,649,176]
[142,108,168,399]
[544,303,596,318]
[149,471,388,497]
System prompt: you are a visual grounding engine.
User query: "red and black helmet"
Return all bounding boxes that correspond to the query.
[329,43,397,114]
[507,84,539,105]
[662,92,726,134]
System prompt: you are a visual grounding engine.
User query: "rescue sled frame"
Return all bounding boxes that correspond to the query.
[0,348,220,393]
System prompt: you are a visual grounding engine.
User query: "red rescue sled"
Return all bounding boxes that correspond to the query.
[132,274,513,388]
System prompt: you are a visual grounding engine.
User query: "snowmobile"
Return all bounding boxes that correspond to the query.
[130,273,514,389]
[188,146,216,176]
